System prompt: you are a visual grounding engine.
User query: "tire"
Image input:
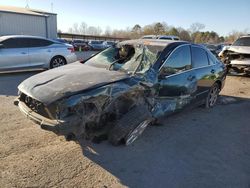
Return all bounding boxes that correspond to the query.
[205,82,220,108]
[108,105,151,146]
[50,56,66,69]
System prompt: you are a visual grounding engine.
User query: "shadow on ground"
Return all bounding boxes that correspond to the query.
[0,71,42,96]
[70,96,250,187]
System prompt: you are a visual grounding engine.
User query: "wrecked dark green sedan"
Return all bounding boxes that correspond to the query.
[15,39,227,145]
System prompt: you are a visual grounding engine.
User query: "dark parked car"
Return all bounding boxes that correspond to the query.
[14,39,227,145]
[72,39,90,51]
[53,38,69,44]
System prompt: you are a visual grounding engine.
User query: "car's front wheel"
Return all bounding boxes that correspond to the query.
[205,82,220,108]
[108,105,151,146]
[50,56,66,69]
[125,119,151,145]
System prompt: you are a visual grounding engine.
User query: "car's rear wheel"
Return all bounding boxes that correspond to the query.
[205,82,220,108]
[50,56,66,69]
[108,105,151,146]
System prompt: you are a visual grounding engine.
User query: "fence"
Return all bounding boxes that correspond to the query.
[57,32,129,42]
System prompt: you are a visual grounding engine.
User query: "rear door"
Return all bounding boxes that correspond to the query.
[0,38,29,71]
[155,45,197,116]
[191,46,215,101]
[28,38,54,68]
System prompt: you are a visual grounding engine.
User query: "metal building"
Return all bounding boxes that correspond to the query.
[0,5,57,39]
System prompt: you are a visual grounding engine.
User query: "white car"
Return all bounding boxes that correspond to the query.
[141,35,180,40]
[0,35,77,72]
[219,36,250,74]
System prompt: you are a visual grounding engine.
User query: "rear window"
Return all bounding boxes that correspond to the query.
[90,41,102,44]
[207,51,218,65]
[191,47,209,68]
[159,37,172,40]
[73,40,84,43]
[232,37,250,46]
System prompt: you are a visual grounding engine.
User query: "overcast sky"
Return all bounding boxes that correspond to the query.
[0,0,249,36]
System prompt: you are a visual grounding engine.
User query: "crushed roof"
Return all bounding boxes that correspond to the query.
[120,39,185,47]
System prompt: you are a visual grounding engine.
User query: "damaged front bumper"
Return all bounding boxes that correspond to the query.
[229,59,250,74]
[14,99,72,134]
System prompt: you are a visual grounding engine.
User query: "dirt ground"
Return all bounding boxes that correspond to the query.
[0,72,249,188]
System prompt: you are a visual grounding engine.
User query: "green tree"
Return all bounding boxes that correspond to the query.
[153,22,165,35]
[167,27,180,36]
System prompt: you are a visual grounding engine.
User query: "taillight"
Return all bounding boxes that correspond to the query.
[68,47,75,53]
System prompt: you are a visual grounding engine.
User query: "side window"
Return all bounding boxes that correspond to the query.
[191,47,209,68]
[160,45,191,76]
[207,51,218,65]
[29,39,53,47]
[2,38,29,48]
[2,39,16,48]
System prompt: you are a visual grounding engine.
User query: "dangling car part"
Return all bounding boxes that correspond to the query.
[219,36,250,75]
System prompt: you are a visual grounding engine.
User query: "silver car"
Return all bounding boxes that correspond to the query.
[0,35,77,72]
[88,40,105,50]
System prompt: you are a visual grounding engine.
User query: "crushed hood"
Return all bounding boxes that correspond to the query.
[227,46,250,54]
[18,62,129,105]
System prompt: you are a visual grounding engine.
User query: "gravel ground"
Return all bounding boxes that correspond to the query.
[0,72,249,188]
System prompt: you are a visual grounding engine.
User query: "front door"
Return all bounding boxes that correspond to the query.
[153,45,197,118]
[0,38,29,72]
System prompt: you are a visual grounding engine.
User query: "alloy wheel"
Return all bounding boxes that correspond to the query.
[208,84,220,107]
[125,120,151,145]
[51,57,66,68]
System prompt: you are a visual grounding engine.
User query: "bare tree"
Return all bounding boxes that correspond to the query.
[96,26,102,36]
[87,26,98,35]
[73,23,79,34]
[179,30,191,41]
[68,27,73,33]
[79,22,88,35]
[104,26,112,36]
[189,22,205,33]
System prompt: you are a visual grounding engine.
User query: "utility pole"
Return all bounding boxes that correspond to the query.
[51,2,54,12]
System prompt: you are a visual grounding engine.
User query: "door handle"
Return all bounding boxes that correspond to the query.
[21,52,27,54]
[187,75,196,81]
[211,69,215,74]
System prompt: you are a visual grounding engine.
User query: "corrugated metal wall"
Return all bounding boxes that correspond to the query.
[46,14,57,38]
[0,12,57,38]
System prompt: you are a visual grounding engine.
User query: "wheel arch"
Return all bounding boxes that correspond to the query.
[215,80,222,90]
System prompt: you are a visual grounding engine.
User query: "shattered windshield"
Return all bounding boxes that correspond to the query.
[85,43,165,74]
[232,37,250,46]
